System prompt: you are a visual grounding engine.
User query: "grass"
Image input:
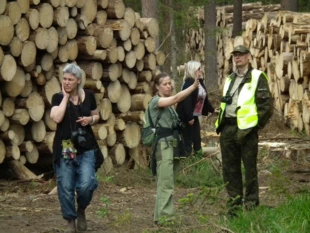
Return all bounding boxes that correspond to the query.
[225,194,310,233]
[97,147,310,233]
[177,156,223,188]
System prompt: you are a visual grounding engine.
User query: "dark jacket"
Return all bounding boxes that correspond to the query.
[216,66,273,134]
[176,77,214,123]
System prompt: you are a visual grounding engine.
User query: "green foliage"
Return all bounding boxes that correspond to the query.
[177,156,223,188]
[267,162,291,195]
[225,195,310,233]
[96,195,111,218]
[113,209,132,227]
[96,174,114,183]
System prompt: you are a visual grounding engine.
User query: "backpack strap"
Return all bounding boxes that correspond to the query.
[148,107,163,128]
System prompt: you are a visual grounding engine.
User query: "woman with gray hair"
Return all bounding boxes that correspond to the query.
[50,63,103,233]
[176,60,214,157]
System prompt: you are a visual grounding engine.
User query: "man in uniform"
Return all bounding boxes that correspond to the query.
[215,45,273,216]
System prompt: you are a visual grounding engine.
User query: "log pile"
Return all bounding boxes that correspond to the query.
[0,0,164,178]
[184,2,310,135]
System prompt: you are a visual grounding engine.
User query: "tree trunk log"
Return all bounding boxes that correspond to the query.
[109,143,126,166]
[128,145,149,169]
[118,122,140,148]
[7,160,38,180]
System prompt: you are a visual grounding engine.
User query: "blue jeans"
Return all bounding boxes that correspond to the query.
[55,149,98,220]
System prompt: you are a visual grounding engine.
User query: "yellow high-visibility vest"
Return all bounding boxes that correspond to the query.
[215,69,267,130]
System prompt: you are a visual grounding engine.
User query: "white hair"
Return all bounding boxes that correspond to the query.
[183,61,201,81]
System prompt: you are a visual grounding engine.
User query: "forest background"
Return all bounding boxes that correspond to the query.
[124,0,310,92]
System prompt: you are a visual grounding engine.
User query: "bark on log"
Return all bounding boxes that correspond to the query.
[0,140,5,163]
[7,160,38,180]
[137,18,159,38]
[76,36,97,56]
[106,0,125,19]
[128,145,149,169]
[130,93,152,111]
[79,61,103,80]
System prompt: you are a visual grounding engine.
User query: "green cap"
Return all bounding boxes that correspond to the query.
[231,45,250,54]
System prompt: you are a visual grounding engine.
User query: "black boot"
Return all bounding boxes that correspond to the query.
[65,219,76,233]
[77,209,87,231]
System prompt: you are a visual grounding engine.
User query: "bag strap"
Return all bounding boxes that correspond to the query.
[147,107,163,128]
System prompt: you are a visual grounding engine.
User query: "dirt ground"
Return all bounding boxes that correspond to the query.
[0,112,310,233]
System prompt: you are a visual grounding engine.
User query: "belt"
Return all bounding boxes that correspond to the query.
[225,117,237,125]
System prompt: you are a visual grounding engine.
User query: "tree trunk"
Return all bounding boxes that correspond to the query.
[281,0,298,11]
[7,160,38,180]
[204,0,218,90]
[141,0,158,46]
[232,0,243,37]
[169,0,177,79]
[109,143,126,166]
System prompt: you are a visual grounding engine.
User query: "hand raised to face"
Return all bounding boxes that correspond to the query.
[62,83,70,98]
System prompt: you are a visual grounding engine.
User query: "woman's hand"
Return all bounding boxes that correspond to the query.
[76,116,92,126]
[188,119,195,125]
[62,83,70,99]
[193,77,199,89]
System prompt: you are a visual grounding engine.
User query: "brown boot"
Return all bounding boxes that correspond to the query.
[77,209,87,231]
[65,219,76,233]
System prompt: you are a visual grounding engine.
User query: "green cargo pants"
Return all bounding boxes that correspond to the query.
[220,123,259,212]
[154,139,180,222]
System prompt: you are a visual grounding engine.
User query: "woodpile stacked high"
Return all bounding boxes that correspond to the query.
[0,0,165,178]
[184,2,310,135]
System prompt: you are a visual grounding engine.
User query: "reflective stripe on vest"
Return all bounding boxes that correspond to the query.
[215,69,265,130]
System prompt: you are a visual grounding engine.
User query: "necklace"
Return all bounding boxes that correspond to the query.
[70,94,78,102]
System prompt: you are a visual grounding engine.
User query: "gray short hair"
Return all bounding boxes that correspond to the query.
[63,63,82,80]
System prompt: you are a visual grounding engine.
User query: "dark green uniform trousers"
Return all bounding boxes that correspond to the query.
[220,123,259,211]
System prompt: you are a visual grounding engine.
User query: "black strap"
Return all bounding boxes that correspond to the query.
[225,69,251,97]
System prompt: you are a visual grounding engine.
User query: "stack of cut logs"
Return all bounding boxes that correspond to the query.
[184,2,310,135]
[0,0,164,178]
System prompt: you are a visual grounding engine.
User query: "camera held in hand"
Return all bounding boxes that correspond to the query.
[71,128,87,147]
[221,95,233,105]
